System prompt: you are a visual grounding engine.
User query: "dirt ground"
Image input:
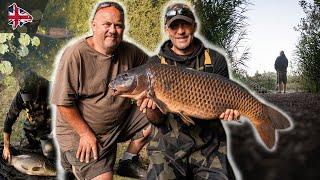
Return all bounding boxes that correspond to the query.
[227,92,320,180]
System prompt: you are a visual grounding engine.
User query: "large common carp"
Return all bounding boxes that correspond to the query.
[9,153,56,176]
[109,63,291,150]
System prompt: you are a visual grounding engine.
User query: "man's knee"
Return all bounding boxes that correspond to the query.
[132,125,152,143]
[92,172,113,180]
[62,149,114,180]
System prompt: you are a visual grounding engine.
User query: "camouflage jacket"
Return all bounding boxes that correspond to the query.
[148,38,230,154]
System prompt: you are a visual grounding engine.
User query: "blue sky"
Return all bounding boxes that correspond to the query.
[244,0,307,76]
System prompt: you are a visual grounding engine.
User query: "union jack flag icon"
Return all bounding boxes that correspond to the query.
[7,3,33,30]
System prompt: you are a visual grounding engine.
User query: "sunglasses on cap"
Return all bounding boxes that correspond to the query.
[165,4,195,23]
[94,1,124,17]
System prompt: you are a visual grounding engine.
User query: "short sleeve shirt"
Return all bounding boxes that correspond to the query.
[50,37,148,151]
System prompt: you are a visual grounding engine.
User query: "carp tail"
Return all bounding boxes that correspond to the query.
[265,105,291,129]
[252,105,291,150]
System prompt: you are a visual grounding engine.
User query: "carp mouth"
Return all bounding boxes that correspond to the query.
[109,84,135,97]
[108,74,137,97]
[109,68,150,99]
[110,87,121,96]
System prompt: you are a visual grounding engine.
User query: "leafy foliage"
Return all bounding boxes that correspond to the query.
[0,61,13,75]
[64,0,97,36]
[0,33,41,78]
[0,33,66,84]
[234,71,304,93]
[294,0,320,92]
[123,0,168,51]
[18,34,31,46]
[0,33,40,59]
[232,71,274,92]
[41,0,251,59]
[192,0,251,74]
[0,44,9,55]
[41,0,69,30]
[249,71,277,90]
[44,0,167,50]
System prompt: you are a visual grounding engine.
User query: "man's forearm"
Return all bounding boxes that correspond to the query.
[57,106,92,136]
[3,133,11,148]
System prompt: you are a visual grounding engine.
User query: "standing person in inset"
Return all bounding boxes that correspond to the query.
[275,51,288,93]
[51,1,151,179]
[138,3,239,179]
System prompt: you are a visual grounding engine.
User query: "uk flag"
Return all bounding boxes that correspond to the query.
[7,3,33,30]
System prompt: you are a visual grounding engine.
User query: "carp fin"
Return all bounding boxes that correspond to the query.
[147,91,168,114]
[152,98,168,114]
[178,111,195,126]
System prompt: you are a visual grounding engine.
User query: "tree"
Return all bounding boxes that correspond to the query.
[294,0,320,92]
[64,0,97,35]
[123,0,167,51]
[192,0,251,74]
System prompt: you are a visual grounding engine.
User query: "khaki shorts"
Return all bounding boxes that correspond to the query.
[60,106,149,180]
[277,71,287,84]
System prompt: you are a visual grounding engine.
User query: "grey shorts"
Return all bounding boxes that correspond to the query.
[60,106,149,179]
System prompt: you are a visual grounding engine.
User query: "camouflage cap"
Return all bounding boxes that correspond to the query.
[165,3,195,27]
